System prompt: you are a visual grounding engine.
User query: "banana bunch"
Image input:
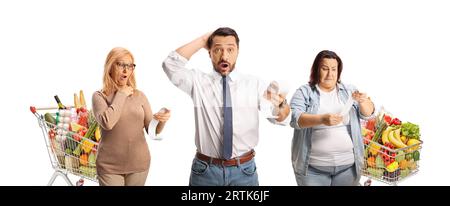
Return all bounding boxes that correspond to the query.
[381,127,393,145]
[382,127,408,148]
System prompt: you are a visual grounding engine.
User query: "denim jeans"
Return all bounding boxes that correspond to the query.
[189,156,259,186]
[295,163,360,186]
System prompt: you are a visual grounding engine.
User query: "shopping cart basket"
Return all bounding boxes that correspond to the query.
[30,106,98,186]
[362,133,423,186]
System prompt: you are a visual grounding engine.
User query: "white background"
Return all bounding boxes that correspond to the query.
[1,0,448,186]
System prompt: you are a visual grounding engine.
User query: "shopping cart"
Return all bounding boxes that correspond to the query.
[30,106,98,186]
[361,120,423,186]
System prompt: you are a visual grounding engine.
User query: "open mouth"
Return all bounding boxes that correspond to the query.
[120,74,128,81]
[219,62,230,70]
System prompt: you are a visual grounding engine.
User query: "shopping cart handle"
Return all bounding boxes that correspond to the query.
[30,106,36,114]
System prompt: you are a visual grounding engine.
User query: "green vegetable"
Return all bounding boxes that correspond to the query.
[44,113,56,127]
[400,168,410,178]
[401,122,420,140]
[413,151,420,161]
[88,152,96,167]
[372,120,387,143]
[395,150,405,162]
[65,136,78,151]
[88,110,96,127]
[84,121,98,141]
[367,167,384,178]
[405,153,413,161]
[72,143,82,156]
[375,155,384,168]
[79,166,96,178]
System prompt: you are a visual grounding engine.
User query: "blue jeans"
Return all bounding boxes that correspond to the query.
[189,157,259,186]
[295,163,360,186]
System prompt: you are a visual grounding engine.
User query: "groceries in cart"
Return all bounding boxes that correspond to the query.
[361,108,422,185]
[40,90,101,181]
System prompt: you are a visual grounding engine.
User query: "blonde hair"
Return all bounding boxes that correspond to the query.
[102,47,137,96]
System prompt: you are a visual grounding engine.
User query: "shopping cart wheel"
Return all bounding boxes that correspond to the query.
[76,178,85,186]
[364,179,372,186]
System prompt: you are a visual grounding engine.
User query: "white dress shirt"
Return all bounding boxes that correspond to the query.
[163,51,287,158]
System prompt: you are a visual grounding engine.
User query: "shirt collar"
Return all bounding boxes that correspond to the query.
[336,82,345,91]
[211,69,240,82]
[313,82,345,91]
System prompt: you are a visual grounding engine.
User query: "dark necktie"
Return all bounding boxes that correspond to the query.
[222,76,233,159]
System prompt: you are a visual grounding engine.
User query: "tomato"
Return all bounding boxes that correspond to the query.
[384,115,392,124]
[390,118,401,125]
[82,128,88,136]
[366,119,376,131]
[384,142,394,149]
[48,129,56,139]
[75,128,87,141]
[72,133,81,142]
[78,112,88,128]
[382,152,389,160]
[48,131,55,139]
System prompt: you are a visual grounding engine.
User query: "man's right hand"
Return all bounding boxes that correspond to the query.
[321,114,343,126]
[201,32,213,50]
[119,86,134,96]
[176,31,213,60]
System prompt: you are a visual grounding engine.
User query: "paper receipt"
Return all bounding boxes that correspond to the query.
[146,118,163,140]
[340,96,355,116]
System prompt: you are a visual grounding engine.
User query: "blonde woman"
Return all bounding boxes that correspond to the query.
[92,47,170,186]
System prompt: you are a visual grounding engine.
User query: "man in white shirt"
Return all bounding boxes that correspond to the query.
[162,27,290,186]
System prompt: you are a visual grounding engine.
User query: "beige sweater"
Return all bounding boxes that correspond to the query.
[92,89,152,175]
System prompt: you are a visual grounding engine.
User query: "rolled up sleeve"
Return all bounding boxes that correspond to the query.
[290,88,309,130]
[162,51,194,95]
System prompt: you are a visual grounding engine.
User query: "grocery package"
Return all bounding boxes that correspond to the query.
[362,108,422,185]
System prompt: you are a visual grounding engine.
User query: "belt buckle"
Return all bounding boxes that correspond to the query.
[223,158,236,167]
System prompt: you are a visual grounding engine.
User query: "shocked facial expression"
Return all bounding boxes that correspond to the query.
[112,55,135,87]
[209,36,238,76]
[319,58,339,90]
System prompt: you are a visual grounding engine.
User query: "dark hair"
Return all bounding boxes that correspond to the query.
[308,50,343,86]
[207,27,240,49]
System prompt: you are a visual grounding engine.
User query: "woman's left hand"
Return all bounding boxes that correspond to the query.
[153,108,171,123]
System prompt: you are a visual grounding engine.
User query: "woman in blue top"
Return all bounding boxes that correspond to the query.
[289,50,376,186]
